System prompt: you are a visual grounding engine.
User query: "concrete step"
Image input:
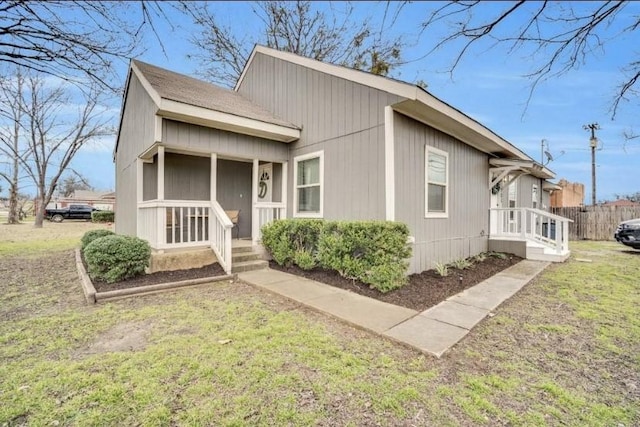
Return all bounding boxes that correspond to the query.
[232,252,260,263]
[526,242,570,262]
[232,245,254,254]
[232,259,268,273]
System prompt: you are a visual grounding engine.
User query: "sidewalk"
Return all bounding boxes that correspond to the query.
[238,260,549,357]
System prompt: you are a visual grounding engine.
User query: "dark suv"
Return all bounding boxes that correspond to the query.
[614,218,640,250]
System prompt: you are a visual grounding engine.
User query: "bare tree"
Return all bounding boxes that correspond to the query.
[59,171,93,198]
[0,68,27,224]
[8,72,111,227]
[187,1,406,87]
[420,1,639,117]
[0,1,174,91]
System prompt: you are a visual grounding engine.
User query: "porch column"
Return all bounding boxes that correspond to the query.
[210,153,217,202]
[252,158,259,244]
[157,145,165,201]
[136,158,143,240]
[281,161,288,218]
[157,146,165,248]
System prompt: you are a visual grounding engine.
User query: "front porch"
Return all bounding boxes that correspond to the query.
[489,207,572,262]
[136,145,287,274]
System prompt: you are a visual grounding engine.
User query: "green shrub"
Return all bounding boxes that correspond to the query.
[294,250,316,270]
[261,219,412,293]
[434,262,449,277]
[84,235,151,283]
[80,229,115,251]
[450,258,473,270]
[318,221,411,293]
[92,210,114,223]
[261,219,324,266]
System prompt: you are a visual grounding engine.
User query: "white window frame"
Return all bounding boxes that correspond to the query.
[532,184,539,209]
[425,145,449,218]
[293,150,324,218]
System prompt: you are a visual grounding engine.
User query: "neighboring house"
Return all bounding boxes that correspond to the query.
[601,199,640,207]
[47,190,115,211]
[115,45,570,275]
[550,179,585,208]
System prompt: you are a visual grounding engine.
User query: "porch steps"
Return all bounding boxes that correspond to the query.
[526,241,571,262]
[231,246,268,273]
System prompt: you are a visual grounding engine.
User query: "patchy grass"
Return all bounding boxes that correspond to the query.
[0,221,109,257]
[0,233,638,426]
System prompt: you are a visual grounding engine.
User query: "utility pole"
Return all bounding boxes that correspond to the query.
[583,123,600,206]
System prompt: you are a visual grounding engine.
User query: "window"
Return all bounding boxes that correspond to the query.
[425,146,448,217]
[294,151,323,217]
[532,184,539,209]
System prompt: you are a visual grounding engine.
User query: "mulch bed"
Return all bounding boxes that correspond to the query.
[270,255,522,312]
[91,263,226,293]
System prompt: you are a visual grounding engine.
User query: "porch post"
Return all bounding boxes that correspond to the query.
[136,158,143,240]
[157,146,165,249]
[281,161,288,219]
[157,146,165,201]
[210,153,217,202]
[252,158,259,244]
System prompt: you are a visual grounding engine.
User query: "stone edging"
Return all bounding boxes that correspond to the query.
[75,248,235,304]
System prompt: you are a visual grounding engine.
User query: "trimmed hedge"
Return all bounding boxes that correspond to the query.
[80,229,115,251]
[92,210,114,223]
[83,235,151,283]
[261,219,411,293]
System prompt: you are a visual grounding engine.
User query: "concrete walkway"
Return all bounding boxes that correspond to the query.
[238,260,549,357]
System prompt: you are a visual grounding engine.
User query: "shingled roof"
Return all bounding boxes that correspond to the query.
[133,60,298,130]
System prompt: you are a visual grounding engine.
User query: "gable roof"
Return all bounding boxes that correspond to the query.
[236,45,543,167]
[133,60,298,130]
[115,60,300,150]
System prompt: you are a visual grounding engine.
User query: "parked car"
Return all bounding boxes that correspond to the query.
[614,218,640,250]
[45,204,98,222]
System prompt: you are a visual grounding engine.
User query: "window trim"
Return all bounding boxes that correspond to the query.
[532,184,539,209]
[425,145,449,218]
[293,150,324,218]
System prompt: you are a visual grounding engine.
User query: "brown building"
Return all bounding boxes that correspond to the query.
[550,179,585,207]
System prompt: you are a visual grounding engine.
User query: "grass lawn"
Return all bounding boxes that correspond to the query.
[0,223,638,426]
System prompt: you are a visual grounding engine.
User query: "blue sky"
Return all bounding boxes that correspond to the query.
[70,1,639,203]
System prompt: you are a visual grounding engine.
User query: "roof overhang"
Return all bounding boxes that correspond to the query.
[157,99,300,143]
[489,158,555,179]
[392,98,531,160]
[542,181,562,191]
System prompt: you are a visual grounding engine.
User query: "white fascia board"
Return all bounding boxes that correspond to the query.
[414,91,531,161]
[158,99,300,143]
[384,106,395,221]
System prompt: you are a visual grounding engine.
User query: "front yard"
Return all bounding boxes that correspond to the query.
[0,222,638,426]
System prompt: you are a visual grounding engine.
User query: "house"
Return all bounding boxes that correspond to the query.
[47,190,116,211]
[600,199,640,208]
[550,179,585,207]
[115,45,570,275]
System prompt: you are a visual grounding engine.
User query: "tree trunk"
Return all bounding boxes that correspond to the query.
[7,183,19,224]
[34,194,45,228]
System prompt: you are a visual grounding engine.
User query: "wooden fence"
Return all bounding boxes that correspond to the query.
[551,206,640,241]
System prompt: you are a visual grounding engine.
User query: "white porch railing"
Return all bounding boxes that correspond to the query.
[489,207,572,254]
[253,202,286,243]
[210,201,233,274]
[137,200,233,274]
[138,200,211,249]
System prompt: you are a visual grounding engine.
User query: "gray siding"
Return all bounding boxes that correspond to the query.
[394,113,490,273]
[237,52,402,220]
[162,120,288,163]
[515,174,543,210]
[115,73,158,236]
[165,153,210,200]
[143,159,157,201]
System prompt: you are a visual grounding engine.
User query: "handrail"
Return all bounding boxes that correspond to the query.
[210,200,233,274]
[139,199,211,208]
[491,207,573,223]
[489,207,571,254]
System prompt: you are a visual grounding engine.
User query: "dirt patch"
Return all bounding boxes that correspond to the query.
[73,321,153,358]
[90,262,227,293]
[270,254,522,311]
